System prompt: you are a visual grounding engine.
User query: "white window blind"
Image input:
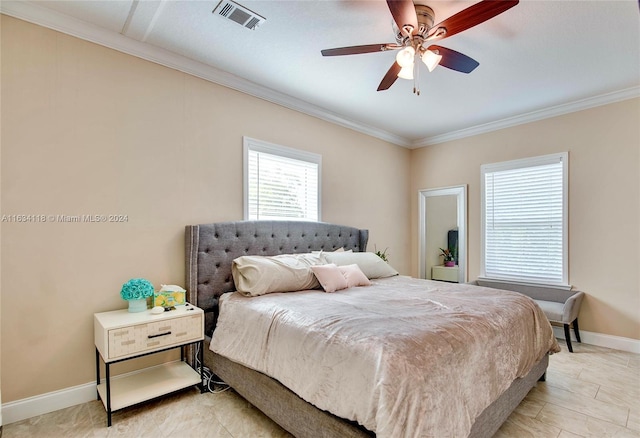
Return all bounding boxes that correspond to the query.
[244,137,320,221]
[481,153,568,286]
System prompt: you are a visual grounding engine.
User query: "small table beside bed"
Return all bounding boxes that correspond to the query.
[185,220,559,438]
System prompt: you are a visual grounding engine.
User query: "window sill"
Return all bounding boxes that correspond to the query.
[477,276,572,291]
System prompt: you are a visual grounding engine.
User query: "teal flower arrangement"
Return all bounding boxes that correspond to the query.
[120,278,155,301]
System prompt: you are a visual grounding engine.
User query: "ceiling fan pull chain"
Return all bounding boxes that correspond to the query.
[417,59,421,95]
[414,55,420,95]
[412,56,418,94]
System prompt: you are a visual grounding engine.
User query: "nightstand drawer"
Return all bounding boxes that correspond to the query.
[107,313,202,359]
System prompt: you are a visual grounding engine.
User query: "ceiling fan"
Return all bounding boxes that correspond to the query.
[321,0,519,95]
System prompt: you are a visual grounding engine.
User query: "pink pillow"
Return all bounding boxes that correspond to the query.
[310,264,348,293]
[339,264,372,287]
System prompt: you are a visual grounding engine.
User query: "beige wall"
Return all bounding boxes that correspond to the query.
[0,16,411,402]
[410,98,640,340]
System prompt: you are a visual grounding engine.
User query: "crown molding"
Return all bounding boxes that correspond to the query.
[411,86,640,147]
[0,1,410,147]
[2,1,636,150]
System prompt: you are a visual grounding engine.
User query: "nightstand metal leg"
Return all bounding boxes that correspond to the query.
[95,349,100,400]
[106,362,112,427]
[199,340,205,393]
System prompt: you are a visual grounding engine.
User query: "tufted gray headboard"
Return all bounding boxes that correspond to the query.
[185,220,369,335]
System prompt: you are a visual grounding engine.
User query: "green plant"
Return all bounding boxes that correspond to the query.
[374,245,389,263]
[439,247,455,262]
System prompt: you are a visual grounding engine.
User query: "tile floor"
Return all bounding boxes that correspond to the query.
[3,343,639,437]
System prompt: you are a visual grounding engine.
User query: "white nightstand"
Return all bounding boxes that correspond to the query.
[94,303,204,426]
[432,265,460,283]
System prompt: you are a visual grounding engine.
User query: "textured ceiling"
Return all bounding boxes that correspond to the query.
[4,0,640,147]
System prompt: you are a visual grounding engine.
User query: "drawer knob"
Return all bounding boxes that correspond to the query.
[148,331,171,339]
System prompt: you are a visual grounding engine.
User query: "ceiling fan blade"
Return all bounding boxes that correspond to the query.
[321,43,401,56]
[426,0,519,41]
[428,45,479,73]
[387,0,419,35]
[377,62,402,91]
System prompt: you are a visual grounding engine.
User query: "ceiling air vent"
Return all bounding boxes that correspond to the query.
[213,0,266,30]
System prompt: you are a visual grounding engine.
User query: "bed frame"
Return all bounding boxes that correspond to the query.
[185,220,548,438]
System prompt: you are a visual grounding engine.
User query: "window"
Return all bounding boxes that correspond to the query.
[481,152,568,287]
[243,137,321,221]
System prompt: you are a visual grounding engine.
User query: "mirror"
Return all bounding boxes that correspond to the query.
[418,185,467,283]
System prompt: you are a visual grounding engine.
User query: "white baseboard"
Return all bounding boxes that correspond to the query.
[1,361,183,425]
[552,326,640,353]
[1,382,97,425]
[2,332,639,425]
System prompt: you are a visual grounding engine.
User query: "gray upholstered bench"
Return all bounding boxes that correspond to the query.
[469,279,585,352]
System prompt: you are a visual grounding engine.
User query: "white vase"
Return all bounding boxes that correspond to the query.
[128,298,147,313]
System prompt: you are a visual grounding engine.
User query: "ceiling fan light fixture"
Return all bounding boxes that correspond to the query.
[421,50,442,72]
[397,65,414,80]
[395,46,416,68]
[321,0,519,94]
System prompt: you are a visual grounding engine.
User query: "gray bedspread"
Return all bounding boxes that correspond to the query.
[210,276,559,437]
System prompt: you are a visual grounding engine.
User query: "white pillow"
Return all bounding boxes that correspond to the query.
[324,252,398,279]
[338,264,372,287]
[310,264,348,293]
[232,253,326,297]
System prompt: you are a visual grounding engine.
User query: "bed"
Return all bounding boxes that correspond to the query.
[185,220,558,437]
